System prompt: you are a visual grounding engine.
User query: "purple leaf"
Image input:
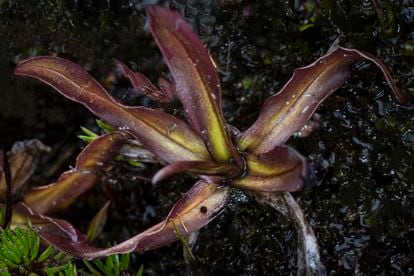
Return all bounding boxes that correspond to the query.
[237,47,408,154]
[116,60,172,102]
[152,160,241,185]
[14,181,229,259]
[147,6,241,165]
[15,56,210,163]
[23,132,128,214]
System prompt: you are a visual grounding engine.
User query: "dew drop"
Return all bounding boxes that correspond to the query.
[118,126,130,131]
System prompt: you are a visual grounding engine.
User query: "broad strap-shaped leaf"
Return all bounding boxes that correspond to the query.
[152,160,241,185]
[0,140,50,198]
[23,132,128,214]
[116,60,173,102]
[237,47,408,154]
[15,56,210,163]
[232,146,308,192]
[147,6,241,165]
[14,181,229,259]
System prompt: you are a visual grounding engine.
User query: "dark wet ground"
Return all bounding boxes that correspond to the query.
[0,0,413,274]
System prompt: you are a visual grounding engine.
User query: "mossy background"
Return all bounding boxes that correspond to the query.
[0,0,413,274]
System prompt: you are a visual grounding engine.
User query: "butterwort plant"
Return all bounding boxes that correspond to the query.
[14,5,406,272]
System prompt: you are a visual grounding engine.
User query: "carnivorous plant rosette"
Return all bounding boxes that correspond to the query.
[13,5,406,272]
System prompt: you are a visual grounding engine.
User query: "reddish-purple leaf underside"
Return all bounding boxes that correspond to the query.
[14,181,229,259]
[237,47,408,154]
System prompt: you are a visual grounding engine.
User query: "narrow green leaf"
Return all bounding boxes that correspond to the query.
[96,120,114,132]
[86,201,110,242]
[80,127,99,138]
[93,259,106,274]
[82,260,103,276]
[119,254,129,270]
[136,265,144,276]
[37,246,53,262]
[78,135,97,143]
[29,230,40,262]
[173,221,195,261]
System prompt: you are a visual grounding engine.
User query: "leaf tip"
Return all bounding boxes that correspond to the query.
[14,58,31,76]
[114,59,127,73]
[14,56,57,76]
[146,5,183,31]
[152,168,167,186]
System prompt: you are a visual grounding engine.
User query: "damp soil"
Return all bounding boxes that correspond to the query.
[0,0,413,275]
